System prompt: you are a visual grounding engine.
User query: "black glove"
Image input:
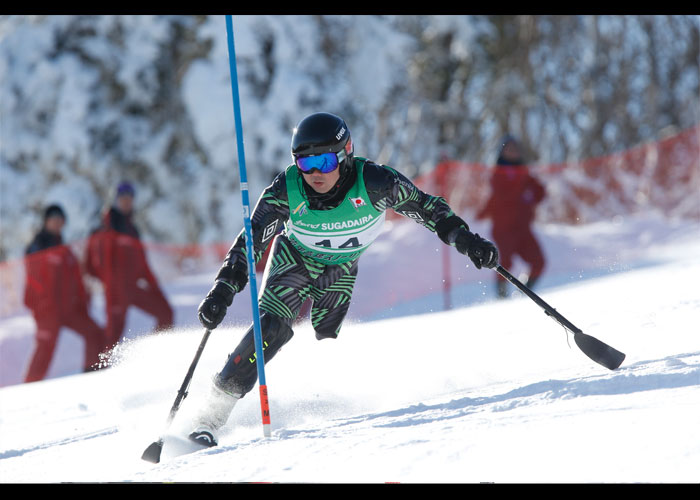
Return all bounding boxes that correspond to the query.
[198,281,235,330]
[455,230,499,270]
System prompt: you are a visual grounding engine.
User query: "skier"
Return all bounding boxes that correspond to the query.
[476,135,546,298]
[188,112,499,446]
[23,204,105,382]
[85,181,173,350]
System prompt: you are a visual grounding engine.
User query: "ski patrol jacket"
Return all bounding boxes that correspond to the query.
[85,207,160,305]
[23,230,90,318]
[214,157,471,292]
[476,164,546,233]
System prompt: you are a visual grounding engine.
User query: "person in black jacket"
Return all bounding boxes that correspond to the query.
[188,112,499,446]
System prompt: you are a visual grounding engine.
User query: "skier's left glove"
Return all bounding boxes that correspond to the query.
[455,230,499,270]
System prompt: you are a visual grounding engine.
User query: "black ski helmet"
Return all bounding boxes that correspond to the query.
[291,112,354,174]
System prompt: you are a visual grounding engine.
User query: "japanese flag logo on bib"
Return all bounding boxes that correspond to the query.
[349,197,366,209]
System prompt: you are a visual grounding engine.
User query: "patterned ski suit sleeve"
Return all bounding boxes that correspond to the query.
[214,172,290,292]
[363,161,470,247]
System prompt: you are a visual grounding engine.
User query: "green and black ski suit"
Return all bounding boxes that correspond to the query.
[211,157,473,397]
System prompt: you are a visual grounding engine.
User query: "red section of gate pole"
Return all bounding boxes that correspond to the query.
[259,384,271,437]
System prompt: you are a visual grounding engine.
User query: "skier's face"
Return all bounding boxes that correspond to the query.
[302,167,341,194]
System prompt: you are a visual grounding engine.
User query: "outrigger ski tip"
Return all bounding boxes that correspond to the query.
[573,330,626,370]
[141,439,164,464]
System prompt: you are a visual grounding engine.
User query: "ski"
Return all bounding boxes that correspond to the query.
[495,265,625,370]
[141,328,212,463]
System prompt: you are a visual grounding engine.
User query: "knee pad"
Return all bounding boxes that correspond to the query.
[214,313,294,397]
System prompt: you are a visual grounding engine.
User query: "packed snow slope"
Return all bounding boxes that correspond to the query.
[0,214,699,483]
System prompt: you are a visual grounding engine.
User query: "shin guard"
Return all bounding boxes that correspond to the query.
[214,313,293,398]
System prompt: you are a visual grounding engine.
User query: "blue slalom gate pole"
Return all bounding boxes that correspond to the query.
[224,15,271,438]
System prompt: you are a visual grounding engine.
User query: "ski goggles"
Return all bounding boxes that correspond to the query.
[294,139,353,174]
[295,152,341,174]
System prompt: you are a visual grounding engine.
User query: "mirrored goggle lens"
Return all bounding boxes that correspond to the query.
[295,152,339,173]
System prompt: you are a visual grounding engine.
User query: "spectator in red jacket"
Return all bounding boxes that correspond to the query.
[23,204,106,382]
[477,135,546,298]
[86,182,173,349]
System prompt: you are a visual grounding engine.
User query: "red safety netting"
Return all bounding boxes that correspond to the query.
[399,125,700,224]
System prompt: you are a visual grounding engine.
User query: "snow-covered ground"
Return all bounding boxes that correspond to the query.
[1,213,699,483]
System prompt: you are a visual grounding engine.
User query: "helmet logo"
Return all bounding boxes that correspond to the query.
[336,127,346,140]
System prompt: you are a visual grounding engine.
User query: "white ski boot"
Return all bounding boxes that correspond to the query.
[188,385,240,448]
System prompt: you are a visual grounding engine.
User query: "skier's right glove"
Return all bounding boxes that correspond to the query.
[455,230,499,270]
[198,281,235,330]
